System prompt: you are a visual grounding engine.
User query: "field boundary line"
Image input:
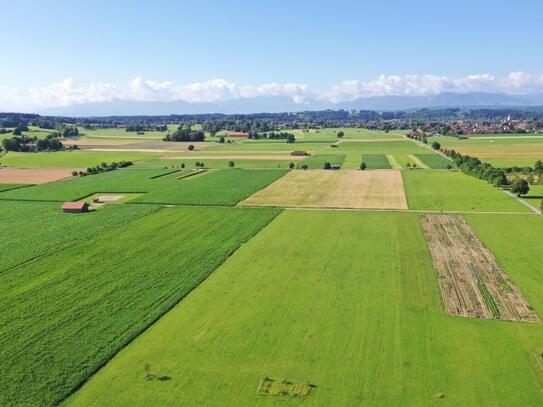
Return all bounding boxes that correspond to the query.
[55,207,284,406]
[503,190,542,215]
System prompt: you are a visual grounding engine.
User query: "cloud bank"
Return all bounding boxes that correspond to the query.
[2,72,543,111]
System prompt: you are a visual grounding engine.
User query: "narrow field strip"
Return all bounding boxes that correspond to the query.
[0,206,280,406]
[419,214,538,322]
[386,154,402,169]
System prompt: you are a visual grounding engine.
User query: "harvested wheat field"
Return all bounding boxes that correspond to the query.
[420,214,539,322]
[0,168,75,184]
[241,169,408,209]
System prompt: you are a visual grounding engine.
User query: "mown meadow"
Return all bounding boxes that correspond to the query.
[0,206,280,406]
[402,170,531,212]
[67,210,543,406]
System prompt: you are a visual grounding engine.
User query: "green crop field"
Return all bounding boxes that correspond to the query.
[0,206,280,406]
[0,168,287,205]
[1,150,161,168]
[362,154,392,169]
[402,170,530,212]
[0,201,159,273]
[414,153,453,169]
[68,211,543,406]
[300,154,345,169]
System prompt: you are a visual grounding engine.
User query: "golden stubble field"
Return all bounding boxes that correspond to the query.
[241,169,409,209]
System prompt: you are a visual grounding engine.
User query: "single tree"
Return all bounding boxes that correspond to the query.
[534,160,543,171]
[510,178,529,197]
[323,162,331,170]
[431,141,441,150]
[360,162,367,170]
[337,131,344,138]
[286,134,296,143]
[301,164,308,170]
[288,162,295,169]
[187,144,195,151]
[228,160,235,168]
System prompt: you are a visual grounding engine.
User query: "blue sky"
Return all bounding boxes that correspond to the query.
[1,0,543,110]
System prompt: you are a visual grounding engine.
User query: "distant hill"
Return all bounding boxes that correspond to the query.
[39,92,543,117]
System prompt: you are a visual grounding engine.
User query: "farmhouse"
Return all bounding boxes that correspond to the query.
[62,201,89,213]
[227,132,249,138]
[291,150,309,156]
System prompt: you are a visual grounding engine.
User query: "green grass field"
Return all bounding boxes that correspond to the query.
[0,201,159,273]
[68,211,543,406]
[0,168,287,205]
[414,153,453,169]
[362,154,392,169]
[0,206,280,406]
[402,170,530,212]
[300,154,345,169]
[1,150,161,168]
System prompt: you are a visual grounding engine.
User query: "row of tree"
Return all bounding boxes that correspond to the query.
[1,134,68,152]
[74,161,133,176]
[440,148,532,195]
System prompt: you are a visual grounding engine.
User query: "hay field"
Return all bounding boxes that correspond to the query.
[0,167,75,184]
[241,169,408,209]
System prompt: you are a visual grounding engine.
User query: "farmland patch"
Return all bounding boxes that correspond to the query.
[241,169,408,209]
[402,170,530,212]
[419,214,538,322]
[0,168,287,206]
[414,154,453,169]
[0,206,280,406]
[363,154,392,169]
[0,167,75,184]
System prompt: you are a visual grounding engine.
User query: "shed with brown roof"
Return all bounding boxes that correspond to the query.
[62,201,89,213]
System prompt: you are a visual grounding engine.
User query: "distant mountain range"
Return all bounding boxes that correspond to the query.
[39,92,543,117]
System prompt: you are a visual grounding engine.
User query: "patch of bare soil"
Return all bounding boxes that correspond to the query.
[0,168,75,184]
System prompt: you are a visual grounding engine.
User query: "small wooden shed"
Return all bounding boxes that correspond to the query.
[62,201,89,213]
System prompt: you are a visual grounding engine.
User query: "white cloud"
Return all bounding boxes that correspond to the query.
[2,72,543,111]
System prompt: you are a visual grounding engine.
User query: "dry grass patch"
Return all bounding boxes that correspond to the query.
[420,214,539,322]
[241,169,408,209]
[0,167,75,184]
